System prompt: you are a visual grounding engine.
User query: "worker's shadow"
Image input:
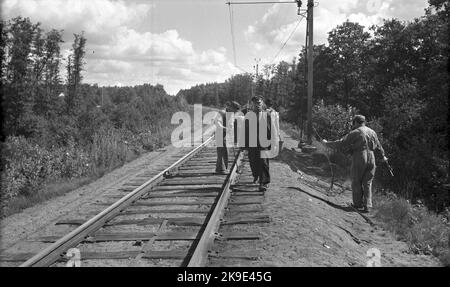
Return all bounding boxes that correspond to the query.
[275,147,330,179]
[287,186,355,213]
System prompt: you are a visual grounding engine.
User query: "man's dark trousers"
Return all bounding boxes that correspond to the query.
[248,147,270,184]
[216,110,228,173]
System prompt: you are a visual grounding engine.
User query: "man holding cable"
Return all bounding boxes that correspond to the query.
[321,115,388,213]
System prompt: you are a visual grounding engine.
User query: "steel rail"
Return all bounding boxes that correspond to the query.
[20,130,216,267]
[187,148,244,267]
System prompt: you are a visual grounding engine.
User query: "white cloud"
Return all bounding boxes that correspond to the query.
[245,0,428,63]
[1,0,239,94]
[1,0,151,44]
[83,27,238,93]
[2,0,428,93]
[83,26,238,93]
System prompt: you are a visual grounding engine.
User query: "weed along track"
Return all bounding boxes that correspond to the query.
[0,132,270,267]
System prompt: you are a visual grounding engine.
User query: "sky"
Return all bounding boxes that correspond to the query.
[1,0,430,95]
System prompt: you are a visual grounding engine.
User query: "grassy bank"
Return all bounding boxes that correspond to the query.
[373,192,450,266]
[1,131,146,218]
[1,176,94,217]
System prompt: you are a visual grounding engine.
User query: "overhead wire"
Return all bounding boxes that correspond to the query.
[228,3,237,65]
[227,3,251,74]
[272,15,305,63]
[227,2,305,73]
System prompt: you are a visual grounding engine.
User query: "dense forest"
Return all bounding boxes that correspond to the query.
[177,1,449,210]
[0,17,188,209]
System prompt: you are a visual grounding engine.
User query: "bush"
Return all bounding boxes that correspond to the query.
[55,140,93,179]
[310,101,359,177]
[1,136,53,200]
[312,100,358,140]
[1,136,93,203]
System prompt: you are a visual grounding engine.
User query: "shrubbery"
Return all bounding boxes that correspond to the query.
[0,113,182,208]
[1,136,92,201]
[312,99,357,140]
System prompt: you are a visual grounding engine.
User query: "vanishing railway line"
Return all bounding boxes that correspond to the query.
[0,129,270,267]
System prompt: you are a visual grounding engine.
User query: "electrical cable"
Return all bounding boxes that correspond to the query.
[227,3,252,74]
[272,16,305,63]
[312,126,336,191]
[228,3,237,65]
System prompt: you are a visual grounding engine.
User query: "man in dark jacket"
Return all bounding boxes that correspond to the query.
[246,96,271,191]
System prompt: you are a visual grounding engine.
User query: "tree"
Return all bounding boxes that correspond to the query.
[2,17,40,135]
[225,73,253,104]
[66,32,86,113]
[327,21,371,108]
[34,29,64,117]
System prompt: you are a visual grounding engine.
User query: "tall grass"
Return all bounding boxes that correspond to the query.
[90,127,131,173]
[374,192,450,266]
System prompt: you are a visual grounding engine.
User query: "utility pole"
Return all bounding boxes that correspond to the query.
[254,58,261,77]
[226,0,309,130]
[306,0,314,144]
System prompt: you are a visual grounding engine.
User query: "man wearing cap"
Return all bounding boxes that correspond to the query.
[321,115,388,213]
[246,96,271,191]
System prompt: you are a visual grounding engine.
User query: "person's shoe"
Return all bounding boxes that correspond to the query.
[253,177,259,184]
[350,203,363,210]
[360,207,370,213]
[259,183,269,191]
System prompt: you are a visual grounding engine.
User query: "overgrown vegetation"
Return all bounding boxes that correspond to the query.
[0,17,188,215]
[374,192,450,266]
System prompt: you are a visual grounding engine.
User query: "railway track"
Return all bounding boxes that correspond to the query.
[0,130,270,267]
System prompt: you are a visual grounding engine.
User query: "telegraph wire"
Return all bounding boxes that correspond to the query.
[272,15,305,63]
[228,2,251,74]
[228,3,238,66]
